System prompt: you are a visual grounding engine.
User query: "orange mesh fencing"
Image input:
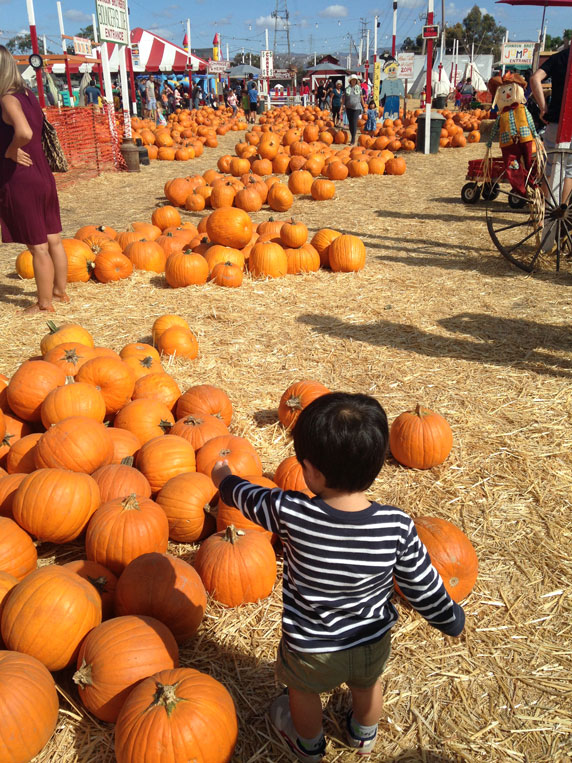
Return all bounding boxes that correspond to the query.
[45,104,127,181]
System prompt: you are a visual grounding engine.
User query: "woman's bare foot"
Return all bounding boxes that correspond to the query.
[22,302,55,314]
[53,291,70,303]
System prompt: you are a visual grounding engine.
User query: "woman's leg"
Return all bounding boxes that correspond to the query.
[348,109,359,144]
[47,233,69,302]
[27,241,55,312]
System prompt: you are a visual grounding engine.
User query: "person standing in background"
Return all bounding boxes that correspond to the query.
[0,45,68,313]
[331,80,343,126]
[343,74,366,145]
[145,75,157,120]
[529,42,572,203]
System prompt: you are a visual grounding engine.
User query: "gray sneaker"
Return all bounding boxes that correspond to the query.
[269,693,326,762]
[345,711,378,755]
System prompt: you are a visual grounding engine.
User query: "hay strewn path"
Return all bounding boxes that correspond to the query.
[1,134,571,763]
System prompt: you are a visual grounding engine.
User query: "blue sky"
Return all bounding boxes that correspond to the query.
[0,0,568,58]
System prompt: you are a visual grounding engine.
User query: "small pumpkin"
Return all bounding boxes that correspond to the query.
[91,461,152,503]
[34,417,113,473]
[156,326,199,360]
[63,559,118,620]
[196,435,262,479]
[389,404,453,469]
[176,384,232,426]
[278,380,331,429]
[135,435,196,494]
[328,234,366,272]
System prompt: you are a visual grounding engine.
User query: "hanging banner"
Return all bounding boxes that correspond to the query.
[373,60,381,107]
[95,0,129,45]
[73,36,92,55]
[501,42,535,67]
[397,53,414,79]
[260,49,274,78]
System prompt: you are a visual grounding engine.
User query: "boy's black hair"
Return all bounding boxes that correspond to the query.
[293,392,389,493]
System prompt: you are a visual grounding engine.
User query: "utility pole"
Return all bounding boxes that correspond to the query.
[392,1,398,57]
[271,0,291,62]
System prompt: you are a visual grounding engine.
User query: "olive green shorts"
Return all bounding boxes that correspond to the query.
[275,630,392,694]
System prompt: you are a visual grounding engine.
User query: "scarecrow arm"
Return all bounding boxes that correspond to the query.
[486,117,500,149]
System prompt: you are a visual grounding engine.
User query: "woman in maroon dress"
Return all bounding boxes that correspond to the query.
[0,45,68,313]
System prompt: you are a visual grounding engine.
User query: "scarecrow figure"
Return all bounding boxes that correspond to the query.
[485,73,543,197]
[379,55,404,121]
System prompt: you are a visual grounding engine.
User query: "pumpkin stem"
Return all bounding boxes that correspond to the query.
[159,419,173,434]
[223,525,245,545]
[139,356,154,368]
[286,395,302,410]
[120,456,135,466]
[87,575,109,593]
[64,349,80,363]
[414,403,425,417]
[122,494,141,511]
[73,659,94,687]
[184,415,203,426]
[65,375,75,385]
[46,320,59,334]
[152,682,184,717]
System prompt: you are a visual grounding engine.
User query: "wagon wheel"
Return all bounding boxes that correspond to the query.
[486,149,572,272]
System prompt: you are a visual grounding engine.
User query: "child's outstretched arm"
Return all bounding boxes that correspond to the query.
[394,522,465,637]
[212,461,283,535]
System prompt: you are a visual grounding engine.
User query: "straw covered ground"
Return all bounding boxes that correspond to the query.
[0,132,571,763]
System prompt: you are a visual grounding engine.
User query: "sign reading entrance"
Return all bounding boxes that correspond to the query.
[95,0,129,45]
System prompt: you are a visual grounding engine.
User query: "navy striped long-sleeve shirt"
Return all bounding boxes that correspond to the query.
[219,476,465,653]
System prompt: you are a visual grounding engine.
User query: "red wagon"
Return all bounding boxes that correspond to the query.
[460,158,524,206]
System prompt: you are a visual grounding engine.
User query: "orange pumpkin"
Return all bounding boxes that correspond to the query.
[389,404,453,469]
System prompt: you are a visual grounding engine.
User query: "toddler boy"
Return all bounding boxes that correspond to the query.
[212,392,465,760]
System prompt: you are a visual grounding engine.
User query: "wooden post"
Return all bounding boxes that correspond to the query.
[26,0,45,107]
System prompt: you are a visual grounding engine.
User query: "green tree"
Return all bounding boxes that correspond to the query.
[77,24,95,41]
[459,5,506,57]
[6,33,33,54]
[401,36,422,53]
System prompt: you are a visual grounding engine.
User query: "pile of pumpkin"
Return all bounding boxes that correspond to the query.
[16,205,368,288]
[131,106,250,161]
[0,317,478,761]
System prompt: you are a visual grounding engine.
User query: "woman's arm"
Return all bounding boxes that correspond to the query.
[529,68,548,121]
[1,94,34,166]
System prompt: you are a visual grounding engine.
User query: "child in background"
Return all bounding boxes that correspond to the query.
[212,392,465,761]
[365,99,378,135]
[227,89,238,117]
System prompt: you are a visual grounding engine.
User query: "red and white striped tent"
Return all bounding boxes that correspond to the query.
[101,28,207,73]
[48,28,207,75]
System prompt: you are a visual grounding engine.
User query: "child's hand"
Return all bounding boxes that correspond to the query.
[211,460,232,488]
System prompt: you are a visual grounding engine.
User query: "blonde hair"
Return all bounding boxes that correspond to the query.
[0,45,27,99]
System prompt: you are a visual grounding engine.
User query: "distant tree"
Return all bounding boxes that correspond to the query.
[77,24,95,41]
[232,52,260,68]
[545,34,563,50]
[459,6,506,58]
[6,33,33,54]
[401,36,422,53]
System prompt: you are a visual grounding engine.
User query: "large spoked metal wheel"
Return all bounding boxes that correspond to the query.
[486,149,572,272]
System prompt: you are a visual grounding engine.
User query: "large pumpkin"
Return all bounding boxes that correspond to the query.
[115,553,207,643]
[135,435,196,494]
[34,416,113,473]
[85,494,169,575]
[63,559,118,620]
[91,462,152,502]
[13,468,101,544]
[6,360,66,422]
[216,474,277,541]
[114,668,238,763]
[206,208,253,249]
[73,615,179,722]
[0,651,59,763]
[278,380,331,429]
[413,516,478,602]
[328,234,366,272]
[175,384,232,426]
[170,413,229,451]
[194,525,277,606]
[0,516,37,579]
[156,471,217,543]
[389,404,453,469]
[196,435,262,479]
[40,380,106,428]
[1,566,102,670]
[113,399,175,446]
[76,357,136,416]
